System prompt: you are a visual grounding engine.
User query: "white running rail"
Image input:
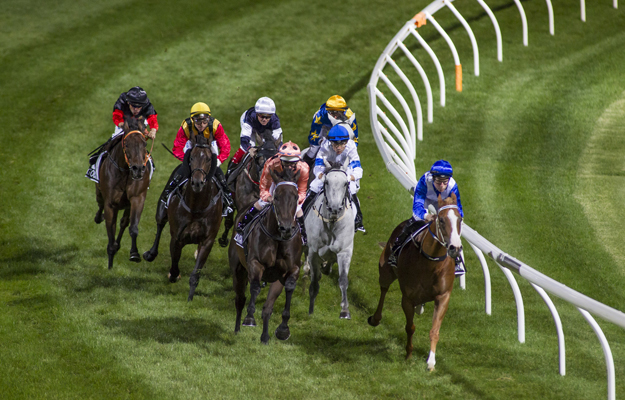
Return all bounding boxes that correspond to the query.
[368,1,623,399]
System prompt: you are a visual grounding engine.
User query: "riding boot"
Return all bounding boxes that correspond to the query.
[215,169,235,216]
[388,218,421,267]
[234,205,260,246]
[302,152,315,170]
[351,193,366,233]
[301,190,317,216]
[454,255,466,276]
[224,158,237,188]
[160,173,185,205]
[297,215,307,246]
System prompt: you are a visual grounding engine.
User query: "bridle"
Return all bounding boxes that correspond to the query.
[259,181,299,242]
[190,143,212,185]
[316,169,350,223]
[416,205,461,261]
[122,130,153,167]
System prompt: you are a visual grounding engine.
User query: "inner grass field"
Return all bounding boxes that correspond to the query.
[1,0,624,399]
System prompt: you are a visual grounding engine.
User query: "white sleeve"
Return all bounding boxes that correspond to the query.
[183,140,192,154]
[313,144,329,177]
[346,144,363,180]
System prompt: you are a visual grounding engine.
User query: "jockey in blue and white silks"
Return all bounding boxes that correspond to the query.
[303,123,366,233]
[388,160,465,275]
[302,95,358,166]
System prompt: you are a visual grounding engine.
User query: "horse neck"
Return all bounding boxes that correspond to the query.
[108,138,130,170]
[420,223,447,258]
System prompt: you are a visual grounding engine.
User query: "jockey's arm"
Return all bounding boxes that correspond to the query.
[412,175,429,220]
[240,121,253,151]
[213,124,231,163]
[296,162,309,205]
[308,108,326,146]
[345,144,363,181]
[451,184,465,218]
[172,127,188,161]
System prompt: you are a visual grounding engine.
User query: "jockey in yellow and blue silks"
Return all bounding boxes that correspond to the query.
[302,95,358,166]
[302,124,366,233]
[387,160,465,275]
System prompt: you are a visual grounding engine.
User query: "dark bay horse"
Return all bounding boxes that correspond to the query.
[94,117,152,269]
[368,194,463,370]
[165,134,222,301]
[229,166,302,344]
[217,138,278,247]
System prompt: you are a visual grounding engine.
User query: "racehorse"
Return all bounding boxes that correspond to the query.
[368,194,462,371]
[94,116,152,269]
[228,166,303,344]
[217,136,278,247]
[164,133,222,301]
[305,159,355,319]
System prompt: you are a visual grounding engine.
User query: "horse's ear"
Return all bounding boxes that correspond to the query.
[342,157,349,170]
[437,194,443,207]
[451,192,457,204]
[269,167,283,183]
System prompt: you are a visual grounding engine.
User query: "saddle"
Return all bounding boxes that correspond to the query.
[396,223,430,257]
[166,177,223,212]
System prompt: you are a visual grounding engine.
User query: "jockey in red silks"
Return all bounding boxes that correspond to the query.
[157,102,233,217]
[234,141,309,246]
[112,86,159,139]
[387,159,466,275]
[225,97,283,181]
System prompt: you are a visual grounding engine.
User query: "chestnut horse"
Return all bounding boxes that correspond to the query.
[218,137,278,247]
[368,194,462,371]
[166,133,222,301]
[228,166,302,344]
[94,117,152,269]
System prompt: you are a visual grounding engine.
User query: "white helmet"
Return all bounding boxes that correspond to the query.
[254,97,276,115]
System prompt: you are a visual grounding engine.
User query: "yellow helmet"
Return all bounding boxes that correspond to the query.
[325,95,347,111]
[190,102,211,118]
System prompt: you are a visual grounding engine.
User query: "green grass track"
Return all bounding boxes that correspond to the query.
[1,0,624,398]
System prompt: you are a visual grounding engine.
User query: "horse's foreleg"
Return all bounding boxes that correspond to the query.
[116,207,130,249]
[275,275,297,341]
[143,200,168,262]
[94,185,104,224]
[188,239,215,301]
[337,250,353,320]
[402,295,416,360]
[104,206,119,269]
[308,251,322,315]
[428,292,452,371]
[168,238,182,283]
[261,280,284,344]
[232,263,247,334]
[243,279,261,327]
[368,261,396,326]
[128,196,146,262]
[218,211,234,248]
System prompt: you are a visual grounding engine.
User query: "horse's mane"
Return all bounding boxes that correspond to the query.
[124,114,146,133]
[323,160,343,174]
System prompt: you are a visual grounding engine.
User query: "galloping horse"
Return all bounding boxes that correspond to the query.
[229,166,303,344]
[368,194,462,371]
[217,135,278,247]
[305,159,355,319]
[94,116,152,269]
[164,133,222,301]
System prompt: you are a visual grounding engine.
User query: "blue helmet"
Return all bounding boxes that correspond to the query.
[430,160,453,178]
[327,124,350,141]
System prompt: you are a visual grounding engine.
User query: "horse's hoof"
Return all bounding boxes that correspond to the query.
[142,250,157,262]
[416,304,425,315]
[340,311,351,320]
[275,327,291,341]
[167,273,180,283]
[427,365,436,372]
[218,237,228,248]
[321,262,332,275]
[129,252,141,263]
[94,211,103,224]
[367,316,380,327]
[243,317,256,327]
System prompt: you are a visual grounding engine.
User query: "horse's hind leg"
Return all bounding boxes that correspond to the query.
[427,292,451,371]
[104,206,120,269]
[368,259,397,326]
[232,263,248,334]
[243,280,261,327]
[308,251,322,315]
[275,275,296,341]
[188,238,216,301]
[402,295,416,361]
[143,200,168,262]
[337,250,353,319]
[94,185,104,224]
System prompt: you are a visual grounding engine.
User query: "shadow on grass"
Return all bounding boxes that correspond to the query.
[0,238,78,279]
[103,316,233,345]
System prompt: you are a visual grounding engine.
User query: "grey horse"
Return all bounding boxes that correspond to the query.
[305,158,355,319]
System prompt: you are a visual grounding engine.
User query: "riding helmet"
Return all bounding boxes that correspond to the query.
[278,141,301,162]
[430,160,453,178]
[325,95,348,111]
[190,102,211,118]
[327,124,351,142]
[126,86,148,106]
[255,97,276,115]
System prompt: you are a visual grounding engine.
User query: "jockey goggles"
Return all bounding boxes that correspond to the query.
[192,114,209,123]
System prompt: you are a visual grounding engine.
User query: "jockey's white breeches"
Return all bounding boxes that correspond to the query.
[310,178,359,195]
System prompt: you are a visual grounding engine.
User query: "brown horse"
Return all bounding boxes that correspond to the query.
[368,194,463,370]
[218,137,278,247]
[94,116,152,269]
[228,166,302,344]
[166,133,222,301]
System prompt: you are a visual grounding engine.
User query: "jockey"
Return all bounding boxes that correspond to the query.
[234,141,309,246]
[225,97,282,181]
[112,86,158,139]
[302,95,358,167]
[387,160,465,275]
[302,124,365,233]
[158,102,233,216]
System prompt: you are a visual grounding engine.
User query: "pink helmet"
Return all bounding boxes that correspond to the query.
[278,141,301,162]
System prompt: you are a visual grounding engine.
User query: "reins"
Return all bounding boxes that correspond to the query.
[122,130,153,167]
[258,181,299,242]
[414,204,461,262]
[313,169,350,223]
